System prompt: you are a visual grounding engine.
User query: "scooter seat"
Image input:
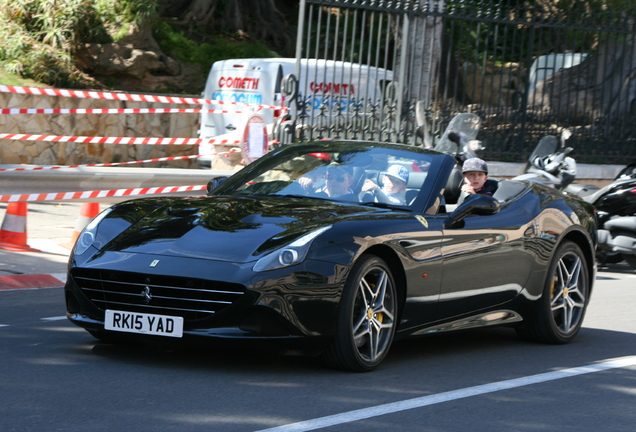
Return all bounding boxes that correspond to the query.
[605,216,636,231]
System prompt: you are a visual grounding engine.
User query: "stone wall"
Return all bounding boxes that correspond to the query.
[0,92,199,168]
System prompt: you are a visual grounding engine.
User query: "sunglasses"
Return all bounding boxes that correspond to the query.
[325,174,347,182]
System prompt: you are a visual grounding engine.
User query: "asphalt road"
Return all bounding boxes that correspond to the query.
[1,262,635,432]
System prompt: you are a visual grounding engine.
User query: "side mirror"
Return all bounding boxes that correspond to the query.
[448,132,461,144]
[207,176,229,194]
[445,194,500,229]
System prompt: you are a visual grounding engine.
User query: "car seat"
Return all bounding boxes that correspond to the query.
[443,165,464,205]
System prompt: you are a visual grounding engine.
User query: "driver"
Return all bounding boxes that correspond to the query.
[299,165,355,197]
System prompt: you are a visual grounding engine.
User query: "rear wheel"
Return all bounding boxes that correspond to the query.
[324,255,397,372]
[517,241,589,344]
[622,254,636,270]
[597,251,623,265]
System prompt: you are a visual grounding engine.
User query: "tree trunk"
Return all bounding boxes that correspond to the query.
[174,0,294,55]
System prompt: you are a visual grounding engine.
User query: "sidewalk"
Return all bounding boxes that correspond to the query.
[0,202,83,289]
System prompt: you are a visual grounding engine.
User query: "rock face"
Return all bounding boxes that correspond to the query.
[0,91,199,168]
[529,41,636,122]
[461,62,522,107]
[74,28,203,93]
[76,42,180,80]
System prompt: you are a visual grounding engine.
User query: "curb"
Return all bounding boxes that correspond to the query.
[0,273,66,290]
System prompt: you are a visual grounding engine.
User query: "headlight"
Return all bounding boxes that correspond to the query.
[253,225,332,272]
[73,207,114,255]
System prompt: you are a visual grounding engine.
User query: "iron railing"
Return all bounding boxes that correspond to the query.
[290,0,636,164]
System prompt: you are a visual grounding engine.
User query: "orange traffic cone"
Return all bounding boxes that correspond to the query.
[63,203,100,249]
[0,202,40,252]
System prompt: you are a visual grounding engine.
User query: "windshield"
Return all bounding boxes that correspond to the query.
[211,142,438,209]
[434,113,481,155]
[528,135,558,164]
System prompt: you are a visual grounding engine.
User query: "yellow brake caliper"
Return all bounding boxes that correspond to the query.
[367,283,383,323]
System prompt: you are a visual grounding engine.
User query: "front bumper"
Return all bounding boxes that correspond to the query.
[65,252,347,341]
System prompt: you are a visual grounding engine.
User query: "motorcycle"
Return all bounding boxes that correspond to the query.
[565,162,636,268]
[431,112,486,207]
[518,130,636,269]
[433,112,483,162]
[515,129,577,191]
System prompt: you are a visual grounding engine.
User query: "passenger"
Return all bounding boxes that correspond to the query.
[362,164,409,205]
[461,158,498,196]
[300,165,355,197]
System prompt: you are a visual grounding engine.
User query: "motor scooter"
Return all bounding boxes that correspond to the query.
[430,112,489,208]
[515,129,576,191]
[433,112,483,162]
[518,130,636,268]
[564,162,636,268]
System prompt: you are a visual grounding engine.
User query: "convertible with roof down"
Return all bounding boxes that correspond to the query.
[65,140,597,372]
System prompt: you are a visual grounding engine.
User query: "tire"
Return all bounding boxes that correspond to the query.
[517,241,589,344]
[622,254,636,270]
[88,330,115,342]
[87,329,131,344]
[599,252,624,265]
[324,255,398,372]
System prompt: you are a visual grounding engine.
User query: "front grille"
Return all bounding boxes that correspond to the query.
[72,268,245,321]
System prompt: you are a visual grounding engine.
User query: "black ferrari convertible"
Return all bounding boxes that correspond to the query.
[65,140,597,371]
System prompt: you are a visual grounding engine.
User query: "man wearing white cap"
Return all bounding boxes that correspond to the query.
[362,164,409,205]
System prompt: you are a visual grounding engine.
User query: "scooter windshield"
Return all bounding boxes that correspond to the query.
[434,113,481,155]
[529,136,558,164]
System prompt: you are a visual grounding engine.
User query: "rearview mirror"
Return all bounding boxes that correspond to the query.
[445,194,500,229]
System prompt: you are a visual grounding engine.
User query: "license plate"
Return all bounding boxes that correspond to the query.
[104,310,184,338]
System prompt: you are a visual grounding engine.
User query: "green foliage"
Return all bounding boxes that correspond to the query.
[0,0,162,88]
[0,0,276,89]
[153,22,274,77]
[0,65,41,86]
[94,0,159,31]
[0,14,86,87]
[0,0,111,87]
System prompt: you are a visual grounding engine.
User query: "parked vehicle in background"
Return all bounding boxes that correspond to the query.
[566,162,636,268]
[515,129,576,191]
[197,58,393,168]
[517,129,636,269]
[527,53,588,99]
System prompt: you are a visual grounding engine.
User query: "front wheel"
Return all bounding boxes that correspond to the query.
[517,241,589,344]
[324,255,398,372]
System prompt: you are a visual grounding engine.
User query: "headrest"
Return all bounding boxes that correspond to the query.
[444,166,464,204]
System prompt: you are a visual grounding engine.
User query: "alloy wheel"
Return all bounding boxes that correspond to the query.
[550,251,586,335]
[351,266,396,363]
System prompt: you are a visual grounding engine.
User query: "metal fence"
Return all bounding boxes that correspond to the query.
[288,0,636,164]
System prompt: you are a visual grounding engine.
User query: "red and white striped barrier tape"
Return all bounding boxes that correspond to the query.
[0,154,203,172]
[0,85,284,111]
[0,108,250,115]
[0,133,239,146]
[0,148,245,171]
[1,185,208,203]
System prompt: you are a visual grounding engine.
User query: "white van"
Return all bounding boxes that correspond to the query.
[198,58,393,167]
[527,53,588,97]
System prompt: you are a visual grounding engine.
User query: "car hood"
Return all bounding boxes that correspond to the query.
[99,195,376,262]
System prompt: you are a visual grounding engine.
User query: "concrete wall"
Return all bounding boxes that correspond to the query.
[0,91,199,168]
